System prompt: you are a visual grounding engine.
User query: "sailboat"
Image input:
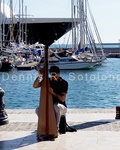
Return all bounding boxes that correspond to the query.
[39,0,105,70]
[71,0,106,64]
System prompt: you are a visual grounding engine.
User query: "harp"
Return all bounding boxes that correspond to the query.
[37,45,58,138]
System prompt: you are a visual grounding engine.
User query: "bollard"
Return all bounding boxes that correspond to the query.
[0,88,9,125]
[115,106,120,119]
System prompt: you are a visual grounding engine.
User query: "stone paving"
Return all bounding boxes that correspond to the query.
[0,109,120,150]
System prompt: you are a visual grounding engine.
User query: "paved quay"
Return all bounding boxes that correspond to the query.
[1,108,120,150]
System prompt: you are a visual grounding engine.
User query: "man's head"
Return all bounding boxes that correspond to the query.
[49,66,60,81]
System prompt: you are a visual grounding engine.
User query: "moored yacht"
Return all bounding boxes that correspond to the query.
[39,50,97,70]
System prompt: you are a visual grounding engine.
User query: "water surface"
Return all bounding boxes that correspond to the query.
[0,58,120,109]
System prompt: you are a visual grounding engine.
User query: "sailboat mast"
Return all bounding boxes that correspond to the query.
[71,0,77,51]
[79,0,85,49]
[10,0,14,41]
[84,0,87,46]
[18,0,21,44]
[71,0,86,51]
[2,0,5,43]
[71,0,74,52]
[0,0,2,51]
[76,0,79,50]
[21,0,24,43]
[25,5,27,44]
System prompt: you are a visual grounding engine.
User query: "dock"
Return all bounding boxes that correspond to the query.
[107,53,120,58]
[1,108,120,150]
[16,62,39,70]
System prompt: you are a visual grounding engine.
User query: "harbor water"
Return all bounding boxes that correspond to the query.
[0,58,120,109]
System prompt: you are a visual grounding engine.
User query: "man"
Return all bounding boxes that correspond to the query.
[33,65,68,130]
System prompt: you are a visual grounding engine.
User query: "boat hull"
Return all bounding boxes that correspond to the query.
[40,61,97,70]
[0,62,13,71]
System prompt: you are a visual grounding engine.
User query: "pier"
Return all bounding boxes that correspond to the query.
[107,53,120,58]
[0,109,120,150]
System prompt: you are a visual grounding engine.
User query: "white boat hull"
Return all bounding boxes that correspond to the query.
[40,61,97,70]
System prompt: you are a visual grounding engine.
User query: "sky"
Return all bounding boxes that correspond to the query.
[3,0,120,44]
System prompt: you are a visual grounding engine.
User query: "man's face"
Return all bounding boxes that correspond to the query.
[50,72,60,81]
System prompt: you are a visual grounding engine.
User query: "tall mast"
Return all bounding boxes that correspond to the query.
[0,0,2,51]
[21,0,24,43]
[18,0,21,44]
[25,5,27,44]
[71,0,74,51]
[71,0,77,52]
[79,0,85,49]
[2,0,5,42]
[76,0,79,50]
[10,0,14,41]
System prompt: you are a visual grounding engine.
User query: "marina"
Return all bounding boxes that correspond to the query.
[0,0,106,71]
[0,0,120,109]
[0,1,120,149]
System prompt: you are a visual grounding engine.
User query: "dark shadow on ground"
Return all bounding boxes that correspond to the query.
[0,130,56,150]
[0,131,37,150]
[67,120,113,131]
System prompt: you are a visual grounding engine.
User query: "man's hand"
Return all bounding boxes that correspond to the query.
[49,88,55,95]
[50,76,58,81]
[49,88,67,102]
[37,66,44,77]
